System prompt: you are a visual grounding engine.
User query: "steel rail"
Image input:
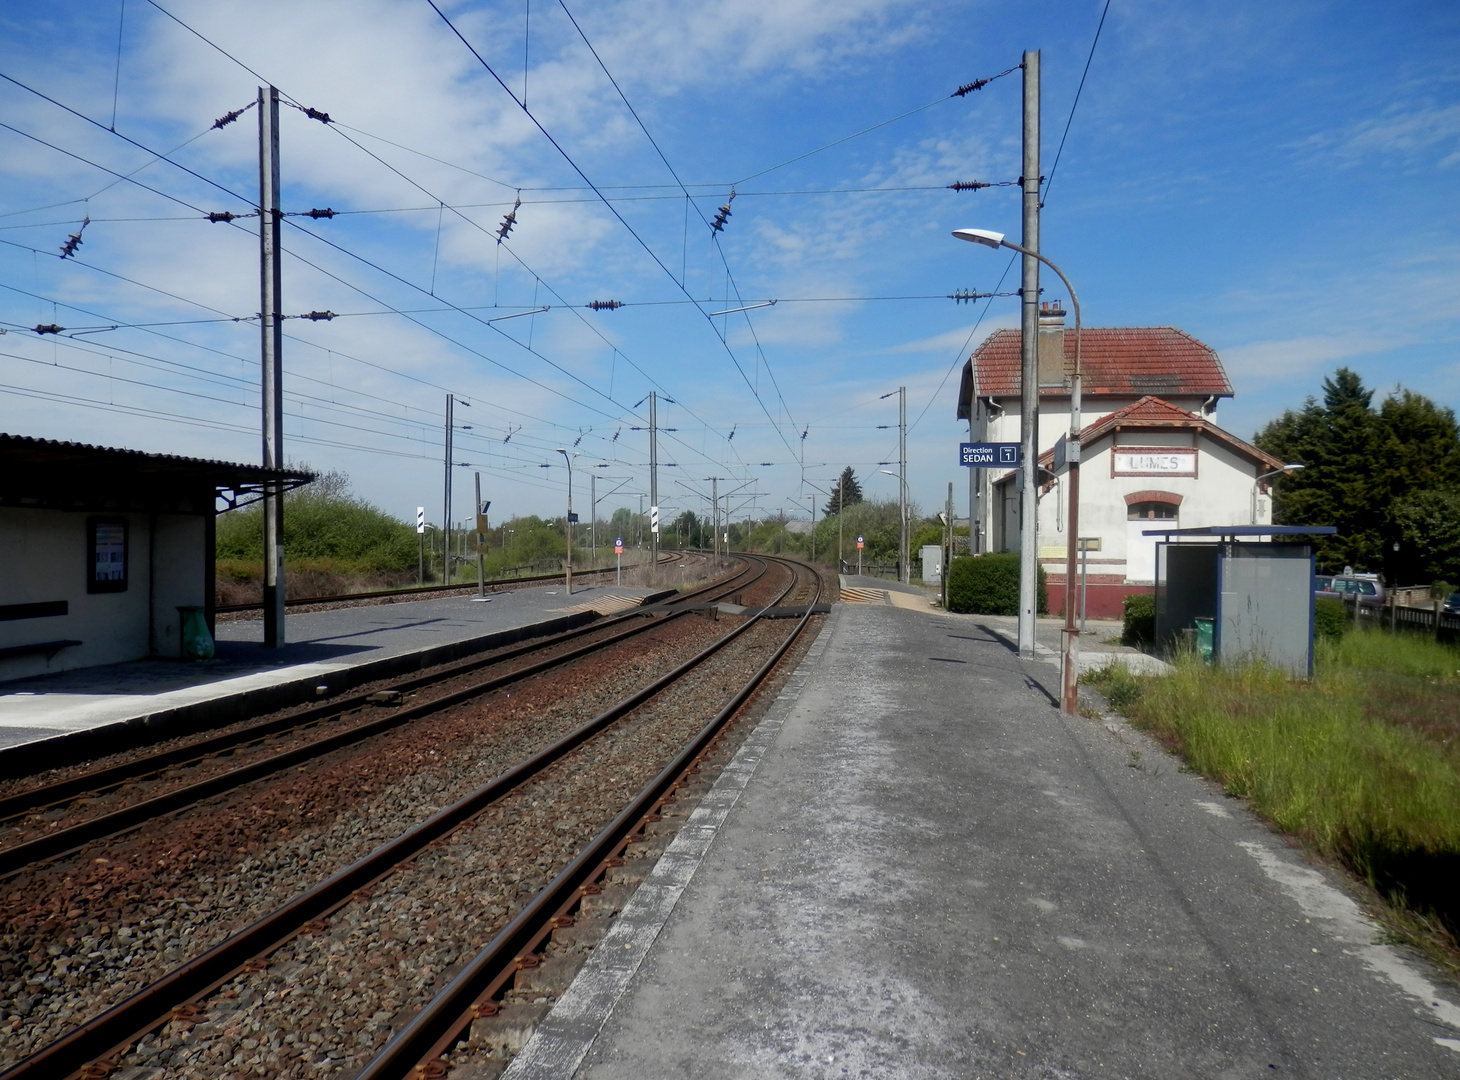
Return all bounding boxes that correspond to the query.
[0,555,756,826]
[1,558,809,1080]
[214,550,695,614]
[357,556,824,1080]
[0,559,765,877]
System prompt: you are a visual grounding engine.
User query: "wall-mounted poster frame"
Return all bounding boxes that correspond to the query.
[88,516,129,593]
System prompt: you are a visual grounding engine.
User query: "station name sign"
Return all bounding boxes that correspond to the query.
[960,442,1021,467]
[1112,448,1197,476]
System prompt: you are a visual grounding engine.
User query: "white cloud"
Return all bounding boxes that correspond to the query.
[1295,102,1460,169]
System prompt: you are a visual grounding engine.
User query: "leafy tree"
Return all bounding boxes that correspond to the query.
[607,506,639,547]
[664,509,712,549]
[1390,490,1460,585]
[823,467,864,518]
[910,522,944,551]
[1255,368,1460,578]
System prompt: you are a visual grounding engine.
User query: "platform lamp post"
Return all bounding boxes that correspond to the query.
[879,469,908,581]
[556,448,578,595]
[954,228,1083,715]
[1251,464,1304,525]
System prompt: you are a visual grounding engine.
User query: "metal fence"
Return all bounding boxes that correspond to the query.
[1341,596,1460,640]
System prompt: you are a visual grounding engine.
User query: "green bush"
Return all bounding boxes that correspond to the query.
[947,553,1047,615]
[1122,592,1156,646]
[216,470,417,575]
[1314,597,1348,641]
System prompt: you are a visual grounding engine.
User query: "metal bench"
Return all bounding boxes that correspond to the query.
[0,639,82,661]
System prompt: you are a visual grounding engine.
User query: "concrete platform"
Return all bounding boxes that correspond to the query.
[507,601,1460,1079]
[0,583,668,772]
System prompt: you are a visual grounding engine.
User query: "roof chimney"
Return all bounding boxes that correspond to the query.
[1037,301,1067,387]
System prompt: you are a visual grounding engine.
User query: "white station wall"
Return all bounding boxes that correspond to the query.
[0,508,205,680]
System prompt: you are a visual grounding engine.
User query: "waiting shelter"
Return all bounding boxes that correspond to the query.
[1147,525,1337,678]
[0,434,310,681]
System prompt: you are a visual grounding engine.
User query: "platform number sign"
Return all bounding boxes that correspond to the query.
[416,507,426,534]
[856,535,865,550]
[614,537,624,554]
[960,442,1021,467]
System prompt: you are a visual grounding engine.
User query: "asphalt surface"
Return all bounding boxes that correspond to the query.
[511,601,1460,1079]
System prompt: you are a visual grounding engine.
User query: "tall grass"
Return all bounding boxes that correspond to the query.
[1091,628,1460,935]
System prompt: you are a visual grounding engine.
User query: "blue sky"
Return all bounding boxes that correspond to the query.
[1,0,1456,529]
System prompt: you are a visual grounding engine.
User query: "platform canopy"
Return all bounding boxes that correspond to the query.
[0,433,312,515]
[1141,525,1338,539]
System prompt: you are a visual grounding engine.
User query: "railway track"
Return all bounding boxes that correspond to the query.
[213,550,695,615]
[0,555,826,1079]
[0,555,762,877]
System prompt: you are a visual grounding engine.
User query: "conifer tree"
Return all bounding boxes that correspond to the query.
[1255,367,1460,579]
[823,466,864,518]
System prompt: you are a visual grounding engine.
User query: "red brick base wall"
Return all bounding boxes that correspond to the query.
[1045,578,1153,620]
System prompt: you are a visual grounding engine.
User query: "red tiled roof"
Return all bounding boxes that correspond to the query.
[1032,397,1283,471]
[965,326,1232,401]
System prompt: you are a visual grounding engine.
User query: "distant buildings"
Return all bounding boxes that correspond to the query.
[957,305,1283,618]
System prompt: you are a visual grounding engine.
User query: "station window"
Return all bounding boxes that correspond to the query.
[1127,501,1178,520]
[88,517,128,593]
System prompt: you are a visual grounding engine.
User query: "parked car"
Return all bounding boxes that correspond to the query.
[1442,592,1460,615]
[1316,574,1386,607]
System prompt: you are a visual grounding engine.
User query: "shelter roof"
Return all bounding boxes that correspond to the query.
[1140,525,1337,538]
[0,433,312,515]
[957,326,1232,419]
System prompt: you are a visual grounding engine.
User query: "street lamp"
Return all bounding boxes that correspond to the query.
[555,448,577,594]
[954,227,1083,715]
[1252,464,1304,524]
[879,468,908,580]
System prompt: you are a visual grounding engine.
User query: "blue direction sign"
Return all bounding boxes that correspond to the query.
[960,442,1022,467]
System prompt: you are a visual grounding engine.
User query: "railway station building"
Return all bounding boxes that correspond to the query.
[0,434,309,681]
[957,307,1284,618]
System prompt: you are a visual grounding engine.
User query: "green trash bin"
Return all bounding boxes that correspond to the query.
[1193,617,1214,664]
[177,605,215,662]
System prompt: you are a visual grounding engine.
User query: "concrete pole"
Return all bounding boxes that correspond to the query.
[474,472,485,599]
[837,479,844,571]
[899,385,908,584]
[712,477,719,564]
[969,415,979,555]
[259,85,286,647]
[443,394,453,584]
[590,471,597,567]
[945,481,953,609]
[560,451,573,596]
[1018,49,1042,659]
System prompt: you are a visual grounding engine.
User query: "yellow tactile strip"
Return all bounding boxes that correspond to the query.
[556,593,646,616]
[839,587,892,605]
[839,586,937,612]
